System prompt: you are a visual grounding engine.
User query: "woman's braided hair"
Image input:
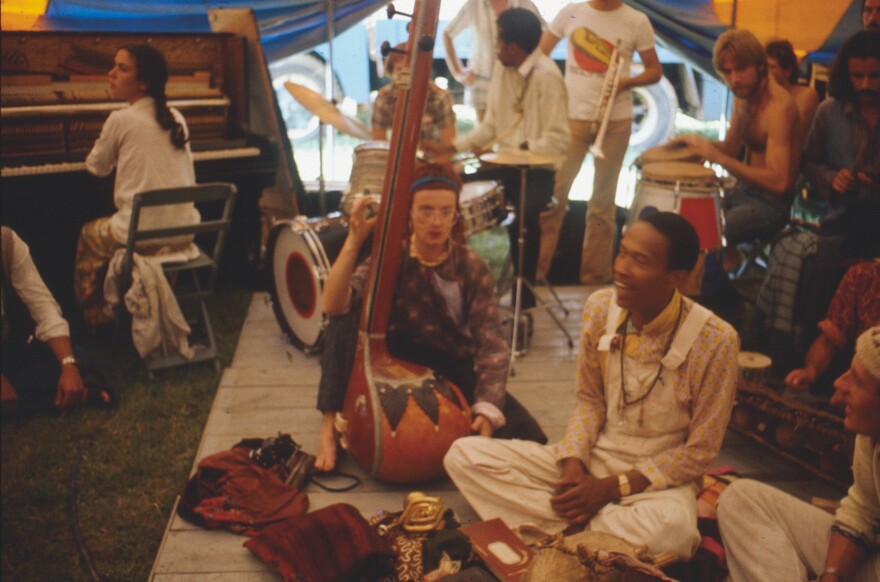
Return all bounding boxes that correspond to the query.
[123,44,187,149]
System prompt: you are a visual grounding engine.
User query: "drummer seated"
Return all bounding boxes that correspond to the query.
[314,163,546,473]
[371,42,456,162]
[669,29,801,272]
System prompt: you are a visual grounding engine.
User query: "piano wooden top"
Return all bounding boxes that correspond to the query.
[1,30,249,162]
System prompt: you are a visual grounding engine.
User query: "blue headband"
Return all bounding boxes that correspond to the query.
[409,176,461,194]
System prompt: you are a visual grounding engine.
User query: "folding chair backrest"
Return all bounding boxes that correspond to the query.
[121,182,237,287]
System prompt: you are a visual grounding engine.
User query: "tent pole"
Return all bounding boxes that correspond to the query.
[321,0,337,215]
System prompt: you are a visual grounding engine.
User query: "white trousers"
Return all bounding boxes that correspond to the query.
[717,479,880,581]
[444,436,701,560]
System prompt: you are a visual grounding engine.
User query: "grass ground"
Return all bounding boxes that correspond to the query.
[1,285,252,581]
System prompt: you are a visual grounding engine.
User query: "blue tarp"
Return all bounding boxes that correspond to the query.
[11,1,863,70]
[24,0,390,62]
[625,0,862,78]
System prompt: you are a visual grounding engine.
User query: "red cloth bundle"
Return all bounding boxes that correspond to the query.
[244,503,395,582]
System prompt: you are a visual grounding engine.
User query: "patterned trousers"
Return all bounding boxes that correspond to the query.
[74,217,119,325]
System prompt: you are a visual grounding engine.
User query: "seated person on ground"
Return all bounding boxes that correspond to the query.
[2,227,113,416]
[718,326,880,582]
[787,261,880,395]
[444,212,740,561]
[315,162,546,472]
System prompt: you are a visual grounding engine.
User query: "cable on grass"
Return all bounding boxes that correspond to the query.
[69,449,103,582]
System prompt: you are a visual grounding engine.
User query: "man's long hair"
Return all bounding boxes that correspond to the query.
[765,39,799,84]
[827,30,880,102]
[713,29,768,79]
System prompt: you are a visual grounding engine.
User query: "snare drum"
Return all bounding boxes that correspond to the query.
[343,142,391,215]
[459,180,506,237]
[267,214,349,353]
[629,162,724,250]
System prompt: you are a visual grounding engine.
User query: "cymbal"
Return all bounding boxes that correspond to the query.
[284,81,371,140]
[480,150,565,167]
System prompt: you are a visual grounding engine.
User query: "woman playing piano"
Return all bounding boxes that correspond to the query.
[74,44,200,325]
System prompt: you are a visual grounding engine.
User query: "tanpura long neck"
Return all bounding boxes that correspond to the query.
[360,0,440,335]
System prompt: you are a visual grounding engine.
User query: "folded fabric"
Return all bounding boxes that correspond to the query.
[177,447,308,536]
[244,503,395,582]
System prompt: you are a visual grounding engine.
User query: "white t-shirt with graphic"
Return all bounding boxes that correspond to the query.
[549,2,655,121]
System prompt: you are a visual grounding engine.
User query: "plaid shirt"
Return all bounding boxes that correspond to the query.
[371,82,455,143]
[351,243,508,417]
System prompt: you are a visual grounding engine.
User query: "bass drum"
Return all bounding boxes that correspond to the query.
[267,214,349,353]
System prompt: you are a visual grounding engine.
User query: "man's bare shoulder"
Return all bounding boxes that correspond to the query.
[766,81,799,121]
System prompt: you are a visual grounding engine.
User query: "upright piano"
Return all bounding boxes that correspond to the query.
[1,27,290,317]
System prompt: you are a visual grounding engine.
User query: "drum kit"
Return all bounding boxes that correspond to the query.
[269,85,732,353]
[629,142,730,297]
[268,83,510,353]
[480,149,574,374]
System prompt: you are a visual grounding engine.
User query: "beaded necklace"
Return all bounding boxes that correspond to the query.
[409,234,451,267]
[616,296,684,422]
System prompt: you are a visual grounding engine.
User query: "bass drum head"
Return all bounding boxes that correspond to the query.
[267,218,348,353]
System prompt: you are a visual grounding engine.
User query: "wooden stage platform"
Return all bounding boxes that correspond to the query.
[149,285,846,580]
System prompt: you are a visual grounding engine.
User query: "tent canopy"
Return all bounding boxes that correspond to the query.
[1,0,862,71]
[1,0,391,62]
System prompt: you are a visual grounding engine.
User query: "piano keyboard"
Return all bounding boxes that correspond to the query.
[1,147,261,178]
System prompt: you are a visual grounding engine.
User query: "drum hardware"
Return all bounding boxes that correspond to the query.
[342,143,430,217]
[479,149,573,375]
[284,81,371,215]
[589,42,623,160]
[459,180,506,238]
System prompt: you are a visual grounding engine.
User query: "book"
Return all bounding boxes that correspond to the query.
[459,518,534,582]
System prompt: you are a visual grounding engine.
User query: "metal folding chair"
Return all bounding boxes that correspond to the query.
[118,182,237,375]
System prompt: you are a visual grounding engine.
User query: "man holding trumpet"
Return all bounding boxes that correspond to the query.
[538,0,662,285]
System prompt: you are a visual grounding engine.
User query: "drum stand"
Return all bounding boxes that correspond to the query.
[507,165,575,376]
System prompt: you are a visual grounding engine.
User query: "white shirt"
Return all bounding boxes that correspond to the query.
[549,1,656,121]
[86,96,199,243]
[1,227,69,342]
[454,50,570,168]
[444,0,544,82]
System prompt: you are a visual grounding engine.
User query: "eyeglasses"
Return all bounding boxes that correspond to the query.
[413,206,458,221]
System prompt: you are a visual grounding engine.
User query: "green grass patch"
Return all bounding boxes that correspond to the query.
[1,285,251,581]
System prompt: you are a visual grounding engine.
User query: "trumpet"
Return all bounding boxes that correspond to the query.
[590,42,624,160]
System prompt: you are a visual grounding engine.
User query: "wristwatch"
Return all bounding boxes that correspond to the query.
[61,355,78,367]
[618,473,631,497]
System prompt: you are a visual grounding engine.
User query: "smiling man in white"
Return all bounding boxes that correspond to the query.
[445,211,739,560]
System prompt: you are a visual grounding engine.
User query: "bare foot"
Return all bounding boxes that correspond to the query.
[315,412,338,472]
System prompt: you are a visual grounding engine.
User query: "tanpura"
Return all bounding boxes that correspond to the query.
[336,0,471,483]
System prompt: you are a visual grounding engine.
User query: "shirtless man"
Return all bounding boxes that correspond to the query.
[672,29,801,249]
[766,39,819,135]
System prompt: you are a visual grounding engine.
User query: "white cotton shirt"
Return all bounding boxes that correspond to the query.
[549,2,656,121]
[1,227,69,342]
[444,0,545,82]
[454,50,570,168]
[86,96,199,243]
